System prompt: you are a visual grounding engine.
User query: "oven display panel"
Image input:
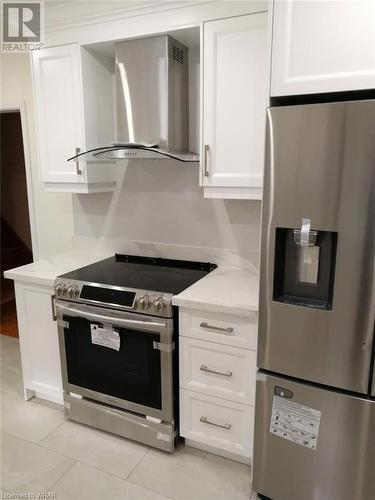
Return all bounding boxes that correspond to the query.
[79,286,136,307]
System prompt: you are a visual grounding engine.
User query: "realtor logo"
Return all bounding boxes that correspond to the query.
[2,1,43,52]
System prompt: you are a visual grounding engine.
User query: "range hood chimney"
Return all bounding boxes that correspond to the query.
[69,35,198,163]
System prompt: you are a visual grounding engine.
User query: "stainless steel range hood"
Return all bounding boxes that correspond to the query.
[69,35,198,163]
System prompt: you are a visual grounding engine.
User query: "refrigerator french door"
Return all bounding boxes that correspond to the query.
[253,100,375,500]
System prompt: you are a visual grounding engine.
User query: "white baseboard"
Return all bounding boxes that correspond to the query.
[31,381,64,405]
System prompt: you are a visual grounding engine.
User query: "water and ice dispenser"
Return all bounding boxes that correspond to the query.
[273,219,337,310]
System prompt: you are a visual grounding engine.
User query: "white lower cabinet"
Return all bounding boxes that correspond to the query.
[14,281,63,404]
[179,307,257,463]
[180,336,256,405]
[179,307,258,350]
[180,389,254,460]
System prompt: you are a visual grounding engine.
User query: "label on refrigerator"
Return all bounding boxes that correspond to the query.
[270,395,321,450]
[90,324,120,351]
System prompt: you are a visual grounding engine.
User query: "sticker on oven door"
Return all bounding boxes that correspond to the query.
[270,395,321,450]
[90,324,120,351]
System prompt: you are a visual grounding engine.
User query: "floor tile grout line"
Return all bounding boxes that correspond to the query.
[46,459,78,491]
[0,394,67,446]
[0,429,68,453]
[36,418,67,445]
[123,447,150,480]
[49,457,177,500]
[60,456,152,485]
[37,437,150,483]
[125,474,178,500]
[0,428,52,447]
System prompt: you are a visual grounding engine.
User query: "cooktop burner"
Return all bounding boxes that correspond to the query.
[59,254,216,295]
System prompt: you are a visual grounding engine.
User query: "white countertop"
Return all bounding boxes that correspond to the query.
[172,266,259,317]
[5,252,259,316]
[3,251,112,287]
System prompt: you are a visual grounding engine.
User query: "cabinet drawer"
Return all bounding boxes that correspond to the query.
[179,308,257,350]
[180,337,256,405]
[180,389,254,459]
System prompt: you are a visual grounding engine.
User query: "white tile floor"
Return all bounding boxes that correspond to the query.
[0,335,254,500]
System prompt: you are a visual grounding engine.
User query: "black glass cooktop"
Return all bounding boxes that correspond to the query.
[59,254,217,295]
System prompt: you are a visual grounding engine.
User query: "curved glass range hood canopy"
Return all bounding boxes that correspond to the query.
[68,145,199,163]
[68,35,199,164]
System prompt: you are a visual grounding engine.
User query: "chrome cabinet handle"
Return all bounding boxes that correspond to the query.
[200,365,233,377]
[200,416,231,430]
[203,144,209,177]
[200,322,234,334]
[75,147,83,175]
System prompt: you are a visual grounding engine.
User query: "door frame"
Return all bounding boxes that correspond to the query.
[1,101,39,259]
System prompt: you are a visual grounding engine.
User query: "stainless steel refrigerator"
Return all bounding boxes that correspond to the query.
[253,100,375,500]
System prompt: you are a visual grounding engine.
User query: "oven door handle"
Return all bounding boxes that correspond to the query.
[55,302,167,331]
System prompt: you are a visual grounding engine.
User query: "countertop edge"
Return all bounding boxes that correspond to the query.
[172,296,258,317]
[3,269,55,287]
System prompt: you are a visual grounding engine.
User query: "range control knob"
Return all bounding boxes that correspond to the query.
[56,283,66,296]
[67,286,79,299]
[138,295,151,310]
[153,296,166,313]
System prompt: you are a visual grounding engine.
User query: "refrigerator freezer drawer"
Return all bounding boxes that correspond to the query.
[253,372,375,500]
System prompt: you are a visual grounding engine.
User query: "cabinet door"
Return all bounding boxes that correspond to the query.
[202,13,268,198]
[14,282,63,404]
[32,44,86,184]
[271,0,375,96]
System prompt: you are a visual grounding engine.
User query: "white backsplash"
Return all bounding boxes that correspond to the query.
[72,162,261,272]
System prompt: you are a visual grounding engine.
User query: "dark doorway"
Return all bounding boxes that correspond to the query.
[1,111,33,338]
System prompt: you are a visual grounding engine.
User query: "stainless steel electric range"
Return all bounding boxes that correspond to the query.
[52,254,216,452]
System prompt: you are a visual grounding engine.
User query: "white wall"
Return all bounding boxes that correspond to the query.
[73,162,262,269]
[0,53,74,259]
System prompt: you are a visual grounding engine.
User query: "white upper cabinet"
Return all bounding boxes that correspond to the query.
[32,44,116,193]
[271,0,375,96]
[201,13,268,200]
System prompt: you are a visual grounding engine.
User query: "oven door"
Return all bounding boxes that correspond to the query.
[55,300,174,423]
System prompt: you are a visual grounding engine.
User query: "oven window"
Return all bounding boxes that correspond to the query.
[63,315,162,410]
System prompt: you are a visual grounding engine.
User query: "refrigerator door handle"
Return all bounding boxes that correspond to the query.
[362,283,375,350]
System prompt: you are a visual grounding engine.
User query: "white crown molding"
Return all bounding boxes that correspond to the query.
[44,0,214,33]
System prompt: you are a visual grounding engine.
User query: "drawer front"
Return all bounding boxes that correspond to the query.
[180,337,256,405]
[179,308,257,350]
[180,389,254,458]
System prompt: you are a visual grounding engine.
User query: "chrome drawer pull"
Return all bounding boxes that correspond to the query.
[200,416,231,430]
[200,365,233,377]
[203,144,209,177]
[200,322,234,334]
[75,147,83,175]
